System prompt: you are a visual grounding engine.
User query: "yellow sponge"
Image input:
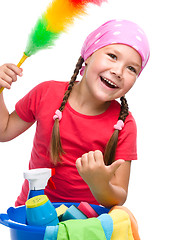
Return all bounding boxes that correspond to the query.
[55,204,68,217]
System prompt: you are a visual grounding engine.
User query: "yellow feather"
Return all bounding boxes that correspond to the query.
[45,0,85,33]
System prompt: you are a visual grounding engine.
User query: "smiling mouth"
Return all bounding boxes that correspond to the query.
[100,76,118,89]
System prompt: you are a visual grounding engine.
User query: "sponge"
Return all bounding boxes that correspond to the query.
[78,202,99,218]
[61,205,87,221]
[55,204,68,218]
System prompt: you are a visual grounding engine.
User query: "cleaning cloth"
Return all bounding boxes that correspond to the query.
[57,218,106,240]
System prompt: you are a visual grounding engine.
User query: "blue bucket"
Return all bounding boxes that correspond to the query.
[0,202,110,240]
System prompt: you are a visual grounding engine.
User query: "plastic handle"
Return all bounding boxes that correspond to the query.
[0,53,28,94]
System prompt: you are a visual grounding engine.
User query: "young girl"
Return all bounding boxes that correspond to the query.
[0,19,150,208]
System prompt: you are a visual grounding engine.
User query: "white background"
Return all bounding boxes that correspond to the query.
[0,0,175,239]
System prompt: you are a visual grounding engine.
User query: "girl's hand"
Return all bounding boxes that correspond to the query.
[76,150,124,187]
[0,63,23,89]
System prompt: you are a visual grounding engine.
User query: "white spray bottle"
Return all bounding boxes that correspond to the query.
[24,168,55,199]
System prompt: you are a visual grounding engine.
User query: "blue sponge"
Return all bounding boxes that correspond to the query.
[61,205,87,221]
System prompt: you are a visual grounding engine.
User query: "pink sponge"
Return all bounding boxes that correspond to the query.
[78,202,99,218]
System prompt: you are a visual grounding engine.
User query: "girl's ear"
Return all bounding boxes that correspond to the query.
[85,56,91,65]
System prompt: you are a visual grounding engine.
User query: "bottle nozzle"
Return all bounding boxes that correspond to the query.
[24,168,54,191]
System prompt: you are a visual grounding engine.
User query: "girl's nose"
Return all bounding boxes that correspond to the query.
[110,65,123,79]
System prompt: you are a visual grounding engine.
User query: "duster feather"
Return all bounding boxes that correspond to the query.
[24,0,106,57]
[0,0,106,94]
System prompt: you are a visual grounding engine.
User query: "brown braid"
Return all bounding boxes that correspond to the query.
[104,96,129,166]
[50,56,84,165]
[118,96,129,122]
[59,56,84,112]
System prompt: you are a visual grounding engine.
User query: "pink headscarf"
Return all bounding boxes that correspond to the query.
[80,19,150,75]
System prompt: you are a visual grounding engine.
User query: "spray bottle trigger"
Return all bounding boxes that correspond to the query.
[48,168,56,190]
[48,177,56,190]
[51,168,55,176]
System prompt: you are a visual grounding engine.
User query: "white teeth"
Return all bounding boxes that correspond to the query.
[102,77,118,87]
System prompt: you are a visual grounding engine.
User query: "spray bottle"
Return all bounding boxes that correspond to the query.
[24,168,56,199]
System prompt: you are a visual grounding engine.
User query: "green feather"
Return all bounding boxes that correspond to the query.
[24,15,60,57]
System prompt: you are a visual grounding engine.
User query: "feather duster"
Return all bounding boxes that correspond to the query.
[0,0,106,94]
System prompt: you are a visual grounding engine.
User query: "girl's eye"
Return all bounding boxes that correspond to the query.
[128,66,137,74]
[108,53,117,60]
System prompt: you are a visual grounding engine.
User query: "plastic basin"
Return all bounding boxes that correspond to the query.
[0,202,109,240]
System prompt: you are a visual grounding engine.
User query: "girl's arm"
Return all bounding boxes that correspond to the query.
[76,150,131,208]
[0,64,34,142]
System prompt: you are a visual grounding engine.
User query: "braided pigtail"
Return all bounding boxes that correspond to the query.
[104,96,129,166]
[50,56,84,165]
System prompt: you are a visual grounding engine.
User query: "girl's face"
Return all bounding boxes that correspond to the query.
[83,44,142,102]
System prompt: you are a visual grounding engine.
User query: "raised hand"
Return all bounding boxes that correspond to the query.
[76,150,124,187]
[0,63,23,90]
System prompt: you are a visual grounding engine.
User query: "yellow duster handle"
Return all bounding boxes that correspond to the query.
[0,53,28,94]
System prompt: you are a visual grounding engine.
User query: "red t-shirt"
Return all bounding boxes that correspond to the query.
[15,81,137,206]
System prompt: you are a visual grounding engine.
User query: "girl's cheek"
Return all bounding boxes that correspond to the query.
[123,80,135,92]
